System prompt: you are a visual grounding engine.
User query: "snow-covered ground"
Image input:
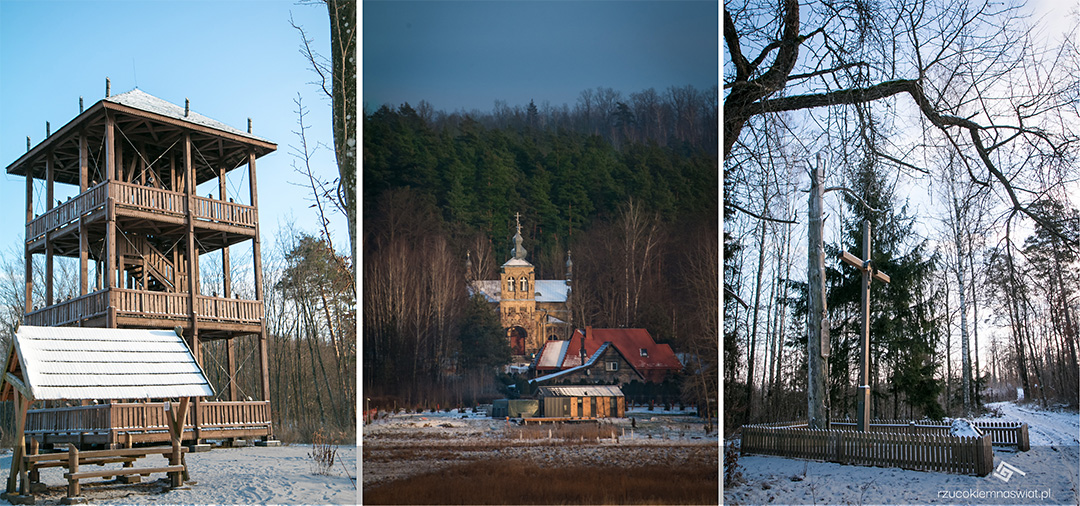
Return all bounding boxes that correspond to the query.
[725,401,1079,505]
[0,444,357,505]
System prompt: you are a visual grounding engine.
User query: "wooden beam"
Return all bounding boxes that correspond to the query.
[3,373,32,402]
[873,270,891,284]
[841,251,864,270]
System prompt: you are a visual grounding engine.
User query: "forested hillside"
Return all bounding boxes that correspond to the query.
[363,86,719,410]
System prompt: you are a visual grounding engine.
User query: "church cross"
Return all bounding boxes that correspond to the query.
[515,212,522,234]
[840,220,890,432]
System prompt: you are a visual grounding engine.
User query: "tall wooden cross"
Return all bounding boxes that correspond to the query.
[840,220,890,432]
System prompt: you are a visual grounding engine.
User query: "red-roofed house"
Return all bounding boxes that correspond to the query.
[532,327,682,383]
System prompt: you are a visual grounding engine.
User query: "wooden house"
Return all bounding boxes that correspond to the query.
[5,83,275,447]
[529,342,643,386]
[533,327,682,383]
[536,385,625,418]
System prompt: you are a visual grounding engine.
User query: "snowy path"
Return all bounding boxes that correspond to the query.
[725,402,1079,505]
[0,445,357,505]
[982,401,1080,446]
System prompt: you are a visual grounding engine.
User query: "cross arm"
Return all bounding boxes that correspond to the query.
[841,251,864,270]
[873,270,890,284]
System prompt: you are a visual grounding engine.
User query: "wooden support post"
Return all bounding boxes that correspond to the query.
[6,391,25,494]
[45,151,54,307]
[248,150,270,403]
[227,337,237,401]
[166,397,190,488]
[67,444,80,499]
[105,111,116,183]
[106,196,117,328]
[220,167,231,299]
[24,165,33,317]
[79,130,89,296]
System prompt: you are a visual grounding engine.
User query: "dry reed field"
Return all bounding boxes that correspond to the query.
[363,458,718,505]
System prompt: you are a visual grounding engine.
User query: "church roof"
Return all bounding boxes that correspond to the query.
[502,258,533,267]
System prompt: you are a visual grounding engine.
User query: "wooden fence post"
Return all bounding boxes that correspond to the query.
[67,444,80,499]
[1018,423,1030,451]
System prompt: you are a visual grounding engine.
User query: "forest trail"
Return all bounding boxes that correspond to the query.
[983,401,1080,446]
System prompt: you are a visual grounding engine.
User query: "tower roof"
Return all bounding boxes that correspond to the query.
[7,88,276,186]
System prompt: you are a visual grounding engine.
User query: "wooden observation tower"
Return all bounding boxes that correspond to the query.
[4,81,276,446]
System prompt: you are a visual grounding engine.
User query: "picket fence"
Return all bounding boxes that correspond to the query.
[830,418,1029,450]
[741,425,995,476]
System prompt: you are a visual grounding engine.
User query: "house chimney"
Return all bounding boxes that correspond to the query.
[185,98,190,117]
[79,96,84,113]
[247,118,252,133]
[26,136,30,152]
[580,329,588,364]
[46,121,50,137]
[105,77,110,98]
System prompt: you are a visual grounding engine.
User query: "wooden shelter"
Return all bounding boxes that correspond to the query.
[536,385,625,419]
[5,84,275,447]
[0,325,214,503]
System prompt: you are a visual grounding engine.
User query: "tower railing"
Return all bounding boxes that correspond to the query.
[26,181,256,245]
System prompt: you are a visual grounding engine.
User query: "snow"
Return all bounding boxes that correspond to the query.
[949,418,984,438]
[981,401,1080,446]
[726,401,1079,504]
[0,445,357,505]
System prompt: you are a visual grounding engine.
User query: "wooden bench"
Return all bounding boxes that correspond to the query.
[24,442,189,503]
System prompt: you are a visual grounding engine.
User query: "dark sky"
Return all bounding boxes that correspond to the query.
[363,0,718,113]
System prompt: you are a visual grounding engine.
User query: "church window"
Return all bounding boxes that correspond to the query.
[519,276,528,293]
[506,277,515,292]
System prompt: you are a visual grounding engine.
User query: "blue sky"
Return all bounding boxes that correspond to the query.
[0,0,345,261]
[363,0,719,113]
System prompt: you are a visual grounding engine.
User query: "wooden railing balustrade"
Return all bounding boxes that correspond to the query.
[24,291,109,327]
[112,289,189,319]
[25,289,263,327]
[196,295,264,323]
[27,182,108,242]
[27,182,255,245]
[25,401,272,446]
[192,195,257,228]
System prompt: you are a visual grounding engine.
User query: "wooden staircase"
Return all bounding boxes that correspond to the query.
[117,233,176,291]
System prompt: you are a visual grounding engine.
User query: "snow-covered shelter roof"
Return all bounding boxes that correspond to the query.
[0,326,214,401]
[537,385,624,397]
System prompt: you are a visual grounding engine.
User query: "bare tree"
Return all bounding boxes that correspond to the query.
[724,0,1079,241]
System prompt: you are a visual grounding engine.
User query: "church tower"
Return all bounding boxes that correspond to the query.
[501,213,536,356]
